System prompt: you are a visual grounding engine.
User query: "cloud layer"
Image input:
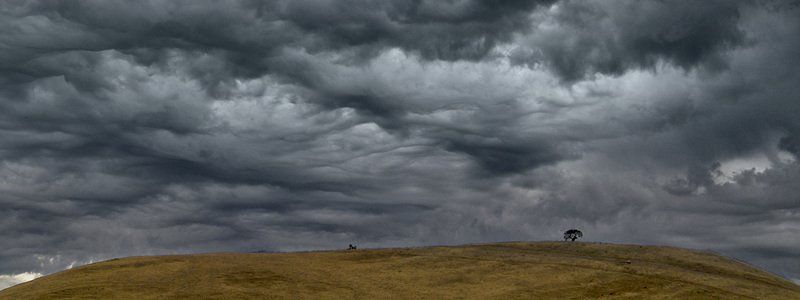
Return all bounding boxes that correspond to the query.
[1,0,799,284]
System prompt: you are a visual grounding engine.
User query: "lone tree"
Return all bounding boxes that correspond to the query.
[563,229,582,241]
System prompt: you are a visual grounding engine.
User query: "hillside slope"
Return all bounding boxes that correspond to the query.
[1,242,798,299]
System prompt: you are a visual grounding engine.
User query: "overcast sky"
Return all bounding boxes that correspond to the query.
[1,0,799,288]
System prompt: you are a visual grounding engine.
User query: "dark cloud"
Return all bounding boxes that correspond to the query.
[663,162,722,196]
[779,135,800,157]
[510,0,747,81]
[2,0,556,89]
[1,0,800,287]
[442,137,570,175]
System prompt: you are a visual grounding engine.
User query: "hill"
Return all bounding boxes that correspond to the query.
[1,242,798,299]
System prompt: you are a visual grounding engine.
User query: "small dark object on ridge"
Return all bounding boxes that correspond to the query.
[563,229,583,241]
[348,244,357,250]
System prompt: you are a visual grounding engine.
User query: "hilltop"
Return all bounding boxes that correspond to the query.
[1,242,798,299]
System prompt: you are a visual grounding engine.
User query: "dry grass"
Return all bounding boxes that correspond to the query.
[1,242,798,299]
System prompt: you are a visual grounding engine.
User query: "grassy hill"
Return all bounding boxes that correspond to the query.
[1,242,798,299]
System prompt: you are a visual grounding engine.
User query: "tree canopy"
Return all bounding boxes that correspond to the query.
[564,229,582,241]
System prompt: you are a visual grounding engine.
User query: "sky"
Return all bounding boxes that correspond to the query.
[1,0,799,288]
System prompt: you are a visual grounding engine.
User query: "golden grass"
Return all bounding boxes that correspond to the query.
[2,242,798,299]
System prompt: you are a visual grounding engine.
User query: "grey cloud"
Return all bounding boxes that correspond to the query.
[442,137,571,175]
[779,135,800,157]
[277,0,558,60]
[663,162,722,196]
[511,0,747,81]
[4,0,556,84]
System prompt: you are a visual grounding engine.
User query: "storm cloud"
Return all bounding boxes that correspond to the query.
[1,0,799,285]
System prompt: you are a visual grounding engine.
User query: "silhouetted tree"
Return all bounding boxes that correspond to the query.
[563,229,582,241]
